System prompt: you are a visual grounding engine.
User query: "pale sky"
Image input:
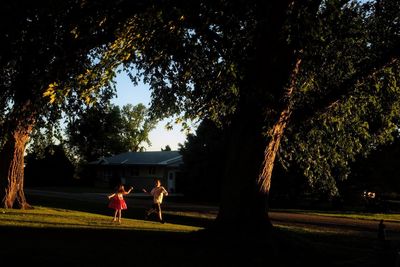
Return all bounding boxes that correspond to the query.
[112,72,193,151]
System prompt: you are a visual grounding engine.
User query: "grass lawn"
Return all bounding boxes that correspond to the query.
[0,206,201,232]
[0,194,398,266]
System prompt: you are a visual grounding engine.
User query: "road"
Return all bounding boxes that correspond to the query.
[25,188,400,239]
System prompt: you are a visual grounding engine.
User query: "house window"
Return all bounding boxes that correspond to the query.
[130,167,139,176]
[148,166,156,175]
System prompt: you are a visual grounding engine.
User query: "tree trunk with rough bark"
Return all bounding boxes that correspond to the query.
[258,57,301,194]
[215,57,301,234]
[215,102,270,233]
[0,120,34,209]
[214,1,297,234]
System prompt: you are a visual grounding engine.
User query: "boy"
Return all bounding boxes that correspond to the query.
[143,179,168,223]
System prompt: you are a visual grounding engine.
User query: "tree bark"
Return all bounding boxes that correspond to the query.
[216,103,270,233]
[214,1,295,234]
[215,57,301,234]
[0,120,34,209]
[258,57,301,194]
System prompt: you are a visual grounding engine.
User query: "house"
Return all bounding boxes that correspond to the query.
[89,151,183,193]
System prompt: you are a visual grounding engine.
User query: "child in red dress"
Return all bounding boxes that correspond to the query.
[108,184,133,223]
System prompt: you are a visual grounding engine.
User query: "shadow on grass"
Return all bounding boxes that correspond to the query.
[0,224,288,267]
[1,223,397,267]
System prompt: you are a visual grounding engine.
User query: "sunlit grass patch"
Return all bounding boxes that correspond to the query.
[0,206,202,232]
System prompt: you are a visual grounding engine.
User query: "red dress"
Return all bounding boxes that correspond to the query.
[108,194,127,210]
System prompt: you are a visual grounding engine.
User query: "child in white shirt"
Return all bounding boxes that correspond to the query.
[143,179,168,223]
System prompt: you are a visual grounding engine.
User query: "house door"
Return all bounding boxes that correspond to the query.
[167,171,176,193]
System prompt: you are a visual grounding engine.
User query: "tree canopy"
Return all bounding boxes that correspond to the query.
[87,0,400,196]
[282,0,400,195]
[0,0,148,208]
[0,0,119,136]
[66,103,156,162]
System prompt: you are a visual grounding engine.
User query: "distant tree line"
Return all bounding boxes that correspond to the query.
[25,102,155,187]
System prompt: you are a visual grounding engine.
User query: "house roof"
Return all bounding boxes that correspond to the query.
[90,151,183,166]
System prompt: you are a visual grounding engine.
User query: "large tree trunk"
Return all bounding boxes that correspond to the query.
[215,56,301,234]
[216,103,270,233]
[0,120,34,209]
[214,1,295,234]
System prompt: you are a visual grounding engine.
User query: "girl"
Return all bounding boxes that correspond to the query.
[108,184,133,223]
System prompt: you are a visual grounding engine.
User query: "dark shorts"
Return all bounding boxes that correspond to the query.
[152,203,161,212]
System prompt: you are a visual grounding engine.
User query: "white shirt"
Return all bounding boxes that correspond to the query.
[150,186,168,204]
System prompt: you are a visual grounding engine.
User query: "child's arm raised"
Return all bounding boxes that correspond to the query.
[142,188,150,194]
[125,186,134,194]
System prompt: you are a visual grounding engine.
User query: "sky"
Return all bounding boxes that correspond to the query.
[111,72,193,151]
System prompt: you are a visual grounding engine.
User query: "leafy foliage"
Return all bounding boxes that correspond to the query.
[86,0,400,198]
[66,102,155,162]
[0,0,129,153]
[82,1,261,126]
[120,103,157,152]
[281,0,400,196]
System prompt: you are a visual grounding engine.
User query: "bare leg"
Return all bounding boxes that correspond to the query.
[158,209,162,221]
[118,210,122,223]
[113,210,118,221]
[158,205,164,223]
[146,208,155,216]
